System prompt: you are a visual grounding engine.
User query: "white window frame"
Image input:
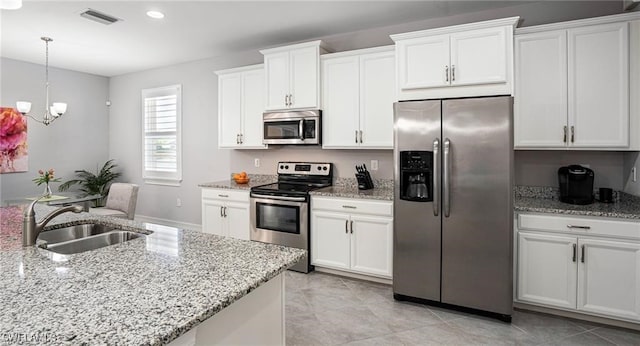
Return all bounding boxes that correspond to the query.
[141,84,182,186]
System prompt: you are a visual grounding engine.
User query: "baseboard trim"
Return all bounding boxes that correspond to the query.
[134,214,202,232]
[314,267,392,285]
[514,302,640,331]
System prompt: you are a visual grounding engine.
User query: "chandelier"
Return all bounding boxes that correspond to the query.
[16,37,67,126]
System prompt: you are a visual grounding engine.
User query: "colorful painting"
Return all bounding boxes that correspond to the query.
[0,107,28,173]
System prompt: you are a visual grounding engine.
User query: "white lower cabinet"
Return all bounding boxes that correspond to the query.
[201,188,250,240]
[516,213,640,323]
[311,197,393,279]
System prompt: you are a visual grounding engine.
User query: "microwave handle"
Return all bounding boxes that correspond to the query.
[299,120,305,140]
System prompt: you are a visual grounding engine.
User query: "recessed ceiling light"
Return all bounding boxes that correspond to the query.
[146,10,164,19]
[0,0,22,10]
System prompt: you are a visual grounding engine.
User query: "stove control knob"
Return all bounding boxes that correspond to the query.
[323,166,328,171]
[285,165,289,169]
[280,165,284,169]
[317,166,322,171]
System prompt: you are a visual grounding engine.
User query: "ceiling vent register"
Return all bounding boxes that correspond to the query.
[80,9,121,25]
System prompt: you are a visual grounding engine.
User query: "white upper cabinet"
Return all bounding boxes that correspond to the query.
[515,30,568,147]
[216,65,267,149]
[568,22,629,148]
[322,47,395,149]
[261,40,327,111]
[515,15,636,150]
[391,17,518,100]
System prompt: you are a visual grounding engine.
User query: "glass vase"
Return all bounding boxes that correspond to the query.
[43,183,52,198]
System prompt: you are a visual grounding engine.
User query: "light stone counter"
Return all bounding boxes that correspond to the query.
[0,204,304,345]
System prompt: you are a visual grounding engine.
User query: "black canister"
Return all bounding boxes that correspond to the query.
[598,188,614,203]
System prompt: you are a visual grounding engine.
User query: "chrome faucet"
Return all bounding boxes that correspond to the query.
[23,197,84,246]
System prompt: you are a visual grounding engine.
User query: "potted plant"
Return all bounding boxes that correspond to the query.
[33,168,61,198]
[58,159,122,207]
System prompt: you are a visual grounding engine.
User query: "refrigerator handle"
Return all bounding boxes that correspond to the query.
[443,138,451,218]
[433,138,440,216]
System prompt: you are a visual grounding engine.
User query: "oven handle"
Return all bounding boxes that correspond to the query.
[251,193,307,202]
[263,117,304,124]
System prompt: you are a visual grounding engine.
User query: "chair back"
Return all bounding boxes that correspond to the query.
[105,183,139,219]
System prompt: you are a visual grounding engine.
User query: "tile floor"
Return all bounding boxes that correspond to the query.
[284,271,640,345]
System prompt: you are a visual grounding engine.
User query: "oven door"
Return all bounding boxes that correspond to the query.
[250,194,308,250]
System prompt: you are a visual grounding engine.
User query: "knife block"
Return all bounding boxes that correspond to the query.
[355,172,374,190]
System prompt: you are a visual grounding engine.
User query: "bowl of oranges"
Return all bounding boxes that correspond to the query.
[233,171,249,184]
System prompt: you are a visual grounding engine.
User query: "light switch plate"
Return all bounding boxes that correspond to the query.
[370,160,379,171]
[254,158,260,168]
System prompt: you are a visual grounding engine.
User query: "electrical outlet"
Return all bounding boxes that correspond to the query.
[633,167,637,182]
[370,160,379,171]
[176,198,182,207]
[254,158,260,168]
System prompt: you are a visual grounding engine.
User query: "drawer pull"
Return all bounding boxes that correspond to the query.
[572,244,577,262]
[567,225,590,230]
[581,245,585,263]
[345,220,349,234]
[342,205,357,209]
[218,194,229,198]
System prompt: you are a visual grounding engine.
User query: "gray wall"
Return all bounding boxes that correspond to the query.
[0,58,109,200]
[108,52,262,226]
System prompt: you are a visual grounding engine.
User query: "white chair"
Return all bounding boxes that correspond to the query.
[89,183,139,220]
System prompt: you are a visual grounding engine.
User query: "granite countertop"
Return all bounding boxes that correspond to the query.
[514,186,640,220]
[0,204,305,345]
[198,174,276,190]
[308,177,394,201]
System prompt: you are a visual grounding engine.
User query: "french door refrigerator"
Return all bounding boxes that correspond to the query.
[393,96,513,322]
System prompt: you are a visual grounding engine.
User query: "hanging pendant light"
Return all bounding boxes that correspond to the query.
[16,37,67,126]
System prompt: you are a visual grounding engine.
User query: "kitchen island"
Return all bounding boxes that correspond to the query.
[0,204,304,345]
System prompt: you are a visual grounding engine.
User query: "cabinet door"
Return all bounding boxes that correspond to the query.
[359,51,395,149]
[218,73,242,148]
[350,215,393,278]
[202,198,226,236]
[240,69,267,148]
[514,31,568,148]
[396,34,450,90]
[450,26,507,86]
[289,46,319,109]
[517,232,577,309]
[311,211,350,270]
[321,56,360,148]
[264,52,290,111]
[568,22,629,148]
[225,202,250,241]
[577,238,640,320]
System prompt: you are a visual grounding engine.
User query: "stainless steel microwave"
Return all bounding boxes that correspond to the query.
[263,110,321,145]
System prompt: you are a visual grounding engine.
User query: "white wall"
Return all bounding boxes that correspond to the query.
[0,58,109,200]
[108,52,262,226]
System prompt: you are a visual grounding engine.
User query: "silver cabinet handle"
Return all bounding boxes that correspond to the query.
[567,225,591,230]
[355,130,358,144]
[251,193,307,202]
[285,94,289,107]
[563,126,567,143]
[572,244,577,262]
[220,206,223,217]
[350,220,354,234]
[218,194,229,198]
[224,206,228,217]
[299,120,305,140]
[345,220,348,234]
[571,126,575,143]
[445,65,449,82]
[359,130,363,144]
[433,138,440,217]
[451,65,455,81]
[236,134,240,144]
[581,244,585,263]
[342,205,357,209]
[289,94,293,106]
[443,138,451,218]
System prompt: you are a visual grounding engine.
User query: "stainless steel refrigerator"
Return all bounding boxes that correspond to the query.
[393,96,513,322]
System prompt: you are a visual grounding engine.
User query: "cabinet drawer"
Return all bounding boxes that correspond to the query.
[519,213,640,240]
[311,197,392,217]
[202,188,249,203]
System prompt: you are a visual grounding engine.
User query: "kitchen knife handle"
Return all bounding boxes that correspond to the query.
[443,138,451,218]
[433,138,440,217]
[572,244,577,262]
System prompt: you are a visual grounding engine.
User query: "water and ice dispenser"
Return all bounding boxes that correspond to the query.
[399,151,433,202]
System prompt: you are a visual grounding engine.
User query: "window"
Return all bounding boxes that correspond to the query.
[141,84,182,185]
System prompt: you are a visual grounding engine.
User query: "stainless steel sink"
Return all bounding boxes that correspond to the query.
[41,231,145,255]
[38,224,116,244]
